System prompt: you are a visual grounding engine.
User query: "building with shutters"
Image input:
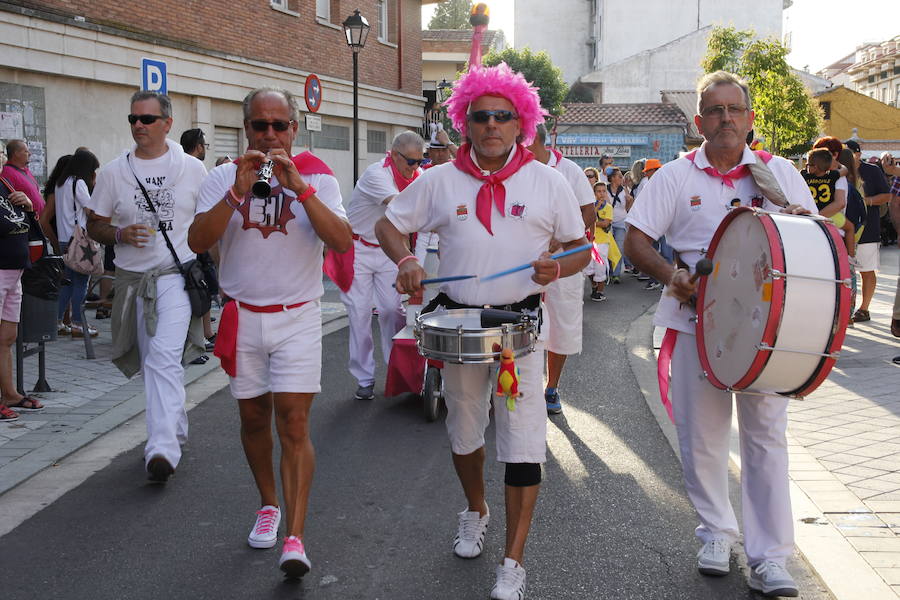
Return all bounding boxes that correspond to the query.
[0,1,437,201]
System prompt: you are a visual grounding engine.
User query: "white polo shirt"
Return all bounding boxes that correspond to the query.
[547,152,595,208]
[348,160,421,243]
[386,155,585,306]
[196,162,346,306]
[626,143,817,334]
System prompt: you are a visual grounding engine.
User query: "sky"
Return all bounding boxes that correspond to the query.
[422,0,897,74]
[783,0,898,72]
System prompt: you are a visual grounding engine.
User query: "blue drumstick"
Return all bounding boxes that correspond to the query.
[480,243,594,282]
[393,274,477,288]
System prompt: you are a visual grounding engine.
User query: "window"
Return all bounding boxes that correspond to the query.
[320,124,350,150]
[376,0,396,43]
[367,129,386,154]
[819,101,831,120]
[881,70,889,79]
[316,0,329,20]
[270,0,299,16]
[868,75,876,83]
[270,0,286,8]
[214,127,240,161]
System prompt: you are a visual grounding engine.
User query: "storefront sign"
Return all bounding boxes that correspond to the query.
[559,145,631,158]
[556,133,648,146]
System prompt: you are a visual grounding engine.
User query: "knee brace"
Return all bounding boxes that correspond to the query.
[504,462,542,487]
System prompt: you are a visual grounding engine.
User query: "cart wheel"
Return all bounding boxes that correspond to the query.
[423,367,442,422]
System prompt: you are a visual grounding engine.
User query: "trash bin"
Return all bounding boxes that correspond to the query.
[19,292,58,343]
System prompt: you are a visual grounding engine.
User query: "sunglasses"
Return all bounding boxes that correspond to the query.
[468,110,518,123]
[396,150,424,167]
[128,114,167,125]
[249,120,294,132]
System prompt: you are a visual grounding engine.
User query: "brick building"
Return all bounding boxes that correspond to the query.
[0,0,436,200]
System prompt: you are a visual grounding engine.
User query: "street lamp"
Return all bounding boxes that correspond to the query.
[343,9,370,184]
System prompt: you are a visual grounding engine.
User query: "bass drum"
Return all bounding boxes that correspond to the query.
[695,207,851,397]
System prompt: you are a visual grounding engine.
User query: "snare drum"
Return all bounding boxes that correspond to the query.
[696,207,851,397]
[414,308,537,364]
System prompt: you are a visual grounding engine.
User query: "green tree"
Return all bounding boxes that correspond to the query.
[701,26,752,74]
[428,0,473,29]
[701,26,822,156]
[483,47,568,117]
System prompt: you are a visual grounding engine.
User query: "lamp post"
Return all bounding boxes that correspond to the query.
[343,9,370,184]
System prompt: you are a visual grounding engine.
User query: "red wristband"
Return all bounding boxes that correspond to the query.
[397,255,419,268]
[297,184,316,203]
[551,260,561,282]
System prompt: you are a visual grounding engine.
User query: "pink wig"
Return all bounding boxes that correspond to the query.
[445,63,547,146]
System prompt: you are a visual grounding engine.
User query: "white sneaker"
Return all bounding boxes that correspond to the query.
[247,505,281,549]
[748,560,799,597]
[279,535,311,579]
[697,537,731,576]
[490,557,527,600]
[452,506,489,558]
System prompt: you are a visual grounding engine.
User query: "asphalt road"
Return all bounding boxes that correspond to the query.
[1,275,833,600]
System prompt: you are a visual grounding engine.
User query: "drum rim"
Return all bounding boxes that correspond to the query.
[787,218,852,397]
[695,207,786,391]
[416,307,536,335]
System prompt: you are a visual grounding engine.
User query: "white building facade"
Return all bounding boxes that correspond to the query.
[516,0,785,104]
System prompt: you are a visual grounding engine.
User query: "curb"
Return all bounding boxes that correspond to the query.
[625,302,897,600]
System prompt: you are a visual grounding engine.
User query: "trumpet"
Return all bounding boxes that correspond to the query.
[251,159,275,198]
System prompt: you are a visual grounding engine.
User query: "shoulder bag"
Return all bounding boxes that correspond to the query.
[63,178,104,276]
[130,168,211,318]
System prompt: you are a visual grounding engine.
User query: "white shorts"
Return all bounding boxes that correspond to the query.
[856,242,879,272]
[441,342,547,464]
[542,273,584,355]
[229,300,323,399]
[583,243,609,283]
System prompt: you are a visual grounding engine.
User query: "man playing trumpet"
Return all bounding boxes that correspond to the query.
[188,87,352,578]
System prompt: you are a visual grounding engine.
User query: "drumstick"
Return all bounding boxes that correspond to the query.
[392,274,477,288]
[479,243,593,282]
[682,258,714,308]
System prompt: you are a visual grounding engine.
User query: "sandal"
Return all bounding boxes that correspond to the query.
[9,396,44,411]
[0,404,20,421]
[71,324,99,338]
[852,309,870,323]
[190,354,210,365]
[95,306,111,319]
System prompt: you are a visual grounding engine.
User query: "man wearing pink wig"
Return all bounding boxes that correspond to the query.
[375,63,589,599]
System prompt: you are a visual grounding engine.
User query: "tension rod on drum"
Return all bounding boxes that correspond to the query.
[755,343,840,359]
[769,270,852,287]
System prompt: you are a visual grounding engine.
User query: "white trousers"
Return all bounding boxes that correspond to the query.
[339,240,405,387]
[136,274,191,469]
[542,272,584,355]
[670,332,794,567]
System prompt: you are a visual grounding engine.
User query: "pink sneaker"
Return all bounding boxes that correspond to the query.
[247,505,281,549]
[279,535,311,578]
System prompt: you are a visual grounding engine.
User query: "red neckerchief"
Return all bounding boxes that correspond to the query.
[234,151,334,176]
[686,148,773,188]
[550,148,563,165]
[383,153,419,192]
[452,143,534,235]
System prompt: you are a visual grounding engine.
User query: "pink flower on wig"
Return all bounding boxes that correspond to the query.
[444,63,547,146]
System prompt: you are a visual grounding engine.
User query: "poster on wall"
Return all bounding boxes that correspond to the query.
[27,140,45,178]
[0,111,23,139]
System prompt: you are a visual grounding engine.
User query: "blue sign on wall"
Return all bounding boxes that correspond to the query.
[141,58,167,95]
[556,133,649,146]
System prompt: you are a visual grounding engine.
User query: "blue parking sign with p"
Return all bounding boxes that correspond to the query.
[141,58,167,95]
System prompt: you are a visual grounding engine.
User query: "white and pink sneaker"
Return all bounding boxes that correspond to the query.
[279,535,311,578]
[247,505,281,549]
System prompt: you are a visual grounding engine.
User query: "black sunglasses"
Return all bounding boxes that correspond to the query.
[128,114,167,125]
[468,110,518,123]
[396,150,424,167]
[249,119,294,132]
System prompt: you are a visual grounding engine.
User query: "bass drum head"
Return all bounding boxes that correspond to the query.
[697,209,780,390]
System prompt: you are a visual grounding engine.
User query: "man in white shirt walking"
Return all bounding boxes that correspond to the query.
[87,91,208,483]
[188,87,351,579]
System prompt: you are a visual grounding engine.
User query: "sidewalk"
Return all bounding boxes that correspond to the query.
[0,297,347,496]
[630,246,900,600]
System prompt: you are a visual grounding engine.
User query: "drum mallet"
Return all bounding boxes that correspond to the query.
[681,258,713,308]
